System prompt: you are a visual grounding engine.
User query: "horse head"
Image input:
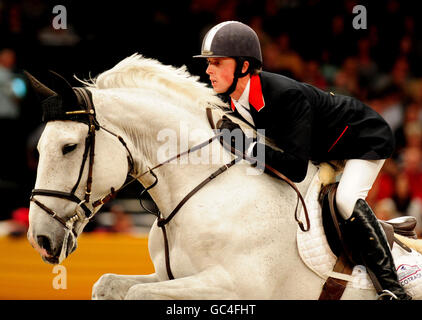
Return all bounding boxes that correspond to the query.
[26,71,131,264]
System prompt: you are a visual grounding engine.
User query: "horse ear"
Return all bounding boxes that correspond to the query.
[48,70,78,109]
[24,70,57,100]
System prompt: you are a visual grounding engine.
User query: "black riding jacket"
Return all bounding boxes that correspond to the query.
[229,71,395,182]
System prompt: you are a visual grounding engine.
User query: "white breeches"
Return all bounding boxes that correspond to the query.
[336,159,385,219]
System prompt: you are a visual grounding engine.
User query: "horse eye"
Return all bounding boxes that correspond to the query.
[62,144,77,155]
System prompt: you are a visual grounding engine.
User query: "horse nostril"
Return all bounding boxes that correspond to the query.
[37,235,52,254]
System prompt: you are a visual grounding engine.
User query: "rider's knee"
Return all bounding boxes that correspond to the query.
[335,186,360,220]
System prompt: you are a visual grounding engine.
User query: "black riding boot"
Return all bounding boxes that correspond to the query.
[343,199,412,300]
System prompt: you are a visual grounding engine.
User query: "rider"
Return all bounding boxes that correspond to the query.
[194,20,411,300]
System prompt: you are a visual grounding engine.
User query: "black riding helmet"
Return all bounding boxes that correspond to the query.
[194,21,263,96]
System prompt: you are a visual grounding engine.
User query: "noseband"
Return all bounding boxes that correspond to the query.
[30,88,135,235]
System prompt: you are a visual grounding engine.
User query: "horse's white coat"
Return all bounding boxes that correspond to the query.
[27,54,407,300]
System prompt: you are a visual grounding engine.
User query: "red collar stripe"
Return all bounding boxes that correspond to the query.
[249,74,265,111]
[230,74,265,112]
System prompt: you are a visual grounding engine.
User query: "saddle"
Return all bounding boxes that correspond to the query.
[318,183,417,300]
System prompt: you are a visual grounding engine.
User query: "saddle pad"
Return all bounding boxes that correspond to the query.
[296,170,422,298]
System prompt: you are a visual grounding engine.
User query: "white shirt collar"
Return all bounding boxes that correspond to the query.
[231,79,254,126]
[233,79,250,110]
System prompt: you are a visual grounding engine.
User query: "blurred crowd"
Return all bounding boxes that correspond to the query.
[1,0,422,236]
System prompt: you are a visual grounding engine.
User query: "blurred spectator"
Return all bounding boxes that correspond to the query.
[273,33,304,80]
[109,205,137,234]
[391,173,422,215]
[327,15,347,65]
[0,48,27,220]
[367,158,397,208]
[320,49,338,88]
[214,0,238,22]
[394,101,422,155]
[262,42,284,75]
[373,198,398,221]
[377,83,404,133]
[302,60,327,90]
[356,36,379,98]
[0,48,19,119]
[0,207,29,237]
[248,15,272,48]
[391,56,411,91]
[404,121,422,149]
[400,146,422,200]
[378,173,422,237]
[333,57,360,97]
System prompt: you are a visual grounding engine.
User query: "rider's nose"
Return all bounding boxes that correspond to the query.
[206,64,213,75]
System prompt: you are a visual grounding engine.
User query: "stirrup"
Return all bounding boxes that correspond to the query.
[377,290,399,300]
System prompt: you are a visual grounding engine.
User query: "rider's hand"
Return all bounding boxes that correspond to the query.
[217,116,254,157]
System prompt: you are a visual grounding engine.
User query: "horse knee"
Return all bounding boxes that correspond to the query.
[124,284,170,300]
[125,284,150,300]
[92,273,126,300]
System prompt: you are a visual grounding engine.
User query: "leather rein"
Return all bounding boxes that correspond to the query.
[30,89,310,279]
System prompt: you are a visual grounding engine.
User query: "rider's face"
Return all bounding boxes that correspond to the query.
[205,57,235,93]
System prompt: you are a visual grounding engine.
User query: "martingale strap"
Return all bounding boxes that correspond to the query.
[156,157,241,280]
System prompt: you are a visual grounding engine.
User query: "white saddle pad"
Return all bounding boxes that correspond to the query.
[296,170,422,298]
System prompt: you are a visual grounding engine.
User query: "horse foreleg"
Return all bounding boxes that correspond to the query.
[92,273,159,300]
[124,269,238,300]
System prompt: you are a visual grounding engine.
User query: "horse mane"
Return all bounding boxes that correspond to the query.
[77,53,226,112]
[76,53,275,147]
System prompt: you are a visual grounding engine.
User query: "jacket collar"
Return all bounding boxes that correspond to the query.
[230,74,265,112]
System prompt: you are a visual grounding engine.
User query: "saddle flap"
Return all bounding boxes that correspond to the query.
[320,184,401,259]
[384,216,418,239]
[378,220,395,249]
[319,183,345,257]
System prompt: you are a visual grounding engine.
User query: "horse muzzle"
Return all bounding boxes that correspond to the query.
[28,228,77,265]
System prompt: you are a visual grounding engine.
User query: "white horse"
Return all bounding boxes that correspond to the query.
[26,54,422,300]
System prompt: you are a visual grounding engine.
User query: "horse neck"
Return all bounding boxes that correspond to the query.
[92,88,224,214]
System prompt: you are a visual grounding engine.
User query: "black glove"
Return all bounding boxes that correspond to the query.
[218,115,242,131]
[217,116,254,156]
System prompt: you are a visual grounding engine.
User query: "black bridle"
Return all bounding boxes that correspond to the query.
[30,88,135,236]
